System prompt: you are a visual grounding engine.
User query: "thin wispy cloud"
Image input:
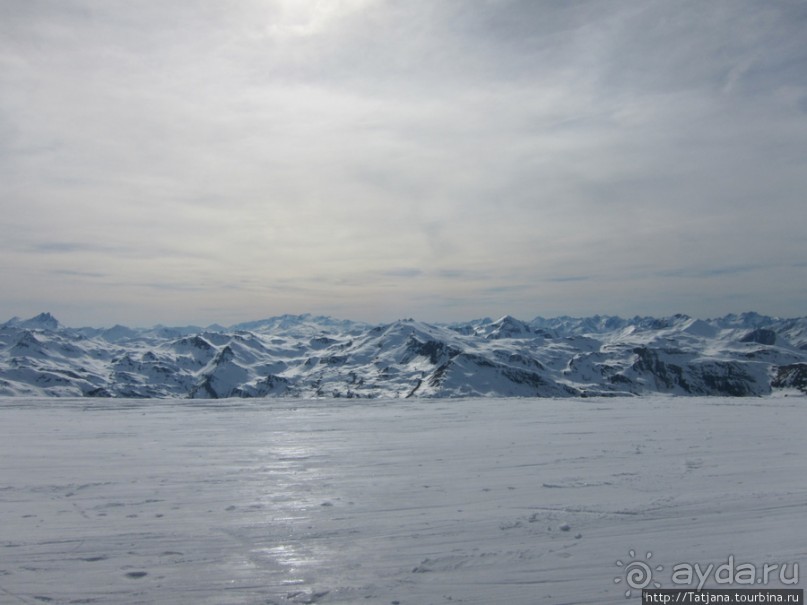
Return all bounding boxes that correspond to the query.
[1,0,805,326]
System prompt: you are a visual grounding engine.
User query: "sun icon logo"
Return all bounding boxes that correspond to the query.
[614,549,663,598]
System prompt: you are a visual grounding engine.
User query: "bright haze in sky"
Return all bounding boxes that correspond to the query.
[1,0,806,327]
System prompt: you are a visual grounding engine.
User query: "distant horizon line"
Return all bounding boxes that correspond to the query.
[2,309,803,332]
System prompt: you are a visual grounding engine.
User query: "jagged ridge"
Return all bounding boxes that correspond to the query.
[1,312,806,398]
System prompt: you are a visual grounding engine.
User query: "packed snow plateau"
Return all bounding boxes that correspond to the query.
[2,312,807,399]
[0,396,804,604]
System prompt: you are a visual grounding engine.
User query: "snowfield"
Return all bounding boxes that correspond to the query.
[1,396,804,604]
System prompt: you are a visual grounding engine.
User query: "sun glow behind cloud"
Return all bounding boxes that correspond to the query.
[1,0,806,326]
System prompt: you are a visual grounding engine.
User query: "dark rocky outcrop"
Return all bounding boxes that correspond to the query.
[740,328,777,346]
[772,364,807,393]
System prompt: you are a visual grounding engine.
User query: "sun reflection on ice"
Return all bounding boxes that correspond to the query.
[218,433,340,597]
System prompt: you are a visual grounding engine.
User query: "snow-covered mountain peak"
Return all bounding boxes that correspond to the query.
[678,317,718,338]
[484,315,534,339]
[4,312,60,331]
[1,312,806,399]
[230,314,368,336]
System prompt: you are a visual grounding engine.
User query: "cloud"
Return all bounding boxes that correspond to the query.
[33,242,123,255]
[544,276,593,283]
[381,268,423,279]
[48,269,107,279]
[1,0,806,325]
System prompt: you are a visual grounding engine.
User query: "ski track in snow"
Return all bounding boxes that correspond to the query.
[0,396,805,604]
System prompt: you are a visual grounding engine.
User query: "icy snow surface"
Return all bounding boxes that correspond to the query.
[1,396,805,604]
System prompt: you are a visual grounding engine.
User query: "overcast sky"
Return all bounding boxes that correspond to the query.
[2,0,806,327]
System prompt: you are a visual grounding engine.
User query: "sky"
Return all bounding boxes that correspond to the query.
[2,0,806,328]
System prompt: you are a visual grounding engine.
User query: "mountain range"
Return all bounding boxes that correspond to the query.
[1,311,806,399]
